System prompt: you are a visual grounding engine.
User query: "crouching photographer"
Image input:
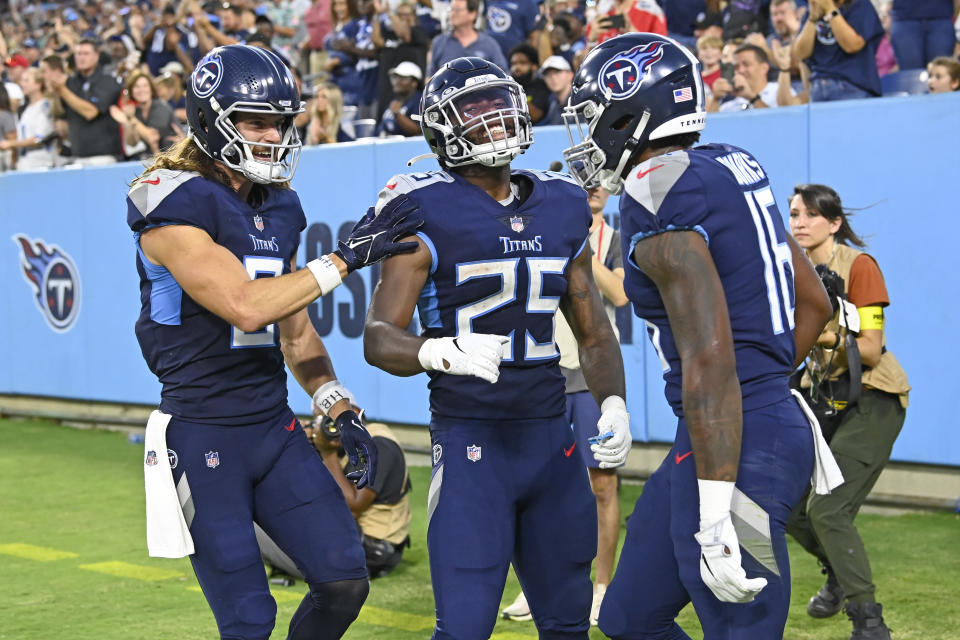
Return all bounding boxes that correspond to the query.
[257,407,412,581]
[786,184,910,640]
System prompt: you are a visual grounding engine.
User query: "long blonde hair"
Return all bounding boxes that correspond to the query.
[308,83,344,145]
[134,136,291,190]
[134,137,233,187]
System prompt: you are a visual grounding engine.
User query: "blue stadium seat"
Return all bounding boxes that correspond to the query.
[881,70,929,97]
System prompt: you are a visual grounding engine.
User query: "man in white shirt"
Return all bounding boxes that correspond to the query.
[708,43,792,111]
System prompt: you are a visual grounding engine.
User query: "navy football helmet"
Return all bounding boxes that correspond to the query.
[562,33,705,193]
[420,57,532,168]
[186,45,304,184]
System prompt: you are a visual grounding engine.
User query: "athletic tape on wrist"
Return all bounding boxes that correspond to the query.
[306,255,343,296]
[312,380,352,416]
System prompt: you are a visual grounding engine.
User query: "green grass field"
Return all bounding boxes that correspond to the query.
[1,417,957,639]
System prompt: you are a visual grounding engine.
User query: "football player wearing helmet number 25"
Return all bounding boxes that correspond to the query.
[127,45,423,640]
[562,34,838,639]
[363,57,627,639]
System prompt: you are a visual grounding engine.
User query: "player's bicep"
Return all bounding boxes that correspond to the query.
[139,224,252,319]
[367,236,431,328]
[560,246,611,345]
[633,230,734,364]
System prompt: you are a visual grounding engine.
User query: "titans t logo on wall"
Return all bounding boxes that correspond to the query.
[13,235,82,332]
[598,41,665,100]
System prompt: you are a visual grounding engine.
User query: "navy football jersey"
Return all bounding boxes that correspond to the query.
[375,169,591,420]
[127,169,306,424]
[620,144,796,416]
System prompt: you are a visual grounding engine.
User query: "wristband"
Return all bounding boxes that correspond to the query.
[306,255,343,296]
[312,380,353,416]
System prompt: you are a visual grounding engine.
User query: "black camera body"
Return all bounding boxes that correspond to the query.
[315,415,341,441]
[815,264,845,314]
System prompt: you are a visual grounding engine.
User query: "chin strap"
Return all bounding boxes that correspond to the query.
[407,152,439,167]
[602,110,651,195]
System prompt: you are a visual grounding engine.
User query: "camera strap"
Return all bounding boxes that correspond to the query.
[844,332,862,406]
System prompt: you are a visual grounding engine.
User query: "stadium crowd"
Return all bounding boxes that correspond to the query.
[1,0,958,171]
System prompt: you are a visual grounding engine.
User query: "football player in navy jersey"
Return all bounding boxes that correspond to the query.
[362,56,627,640]
[561,34,836,638]
[126,45,422,640]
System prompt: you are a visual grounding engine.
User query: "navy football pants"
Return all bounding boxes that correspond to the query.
[166,408,368,639]
[427,415,598,639]
[599,395,814,639]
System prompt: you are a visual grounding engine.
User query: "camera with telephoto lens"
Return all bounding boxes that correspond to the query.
[314,415,341,441]
[815,264,845,314]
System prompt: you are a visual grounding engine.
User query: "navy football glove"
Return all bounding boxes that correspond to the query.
[334,194,423,272]
[335,410,378,490]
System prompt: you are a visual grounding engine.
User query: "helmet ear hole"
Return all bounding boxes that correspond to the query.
[611,114,633,131]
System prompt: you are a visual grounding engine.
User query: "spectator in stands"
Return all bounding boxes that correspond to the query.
[771,37,812,104]
[586,0,667,46]
[786,183,909,640]
[3,53,28,111]
[155,71,187,123]
[110,70,180,160]
[47,38,122,165]
[792,0,884,102]
[306,81,351,143]
[341,0,381,119]
[303,0,333,75]
[103,34,139,79]
[536,10,585,67]
[874,1,898,76]
[20,38,42,67]
[0,67,58,170]
[246,30,294,67]
[692,8,724,42]
[143,3,199,77]
[768,0,803,50]
[927,55,960,92]
[372,0,429,122]
[889,0,956,70]
[724,0,769,41]
[709,43,788,110]
[426,0,508,77]
[325,0,363,108]
[697,34,725,91]
[540,54,572,125]
[484,0,541,57]
[376,60,421,136]
[509,43,550,124]
[0,84,17,171]
[257,415,412,581]
[215,2,251,41]
[266,0,311,69]
[662,0,708,50]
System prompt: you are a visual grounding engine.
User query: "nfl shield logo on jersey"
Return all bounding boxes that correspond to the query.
[510,216,525,233]
[145,450,158,466]
[205,451,220,469]
[466,444,482,462]
[253,215,264,232]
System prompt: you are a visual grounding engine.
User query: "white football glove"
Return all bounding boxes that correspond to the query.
[694,479,767,603]
[418,334,509,384]
[590,396,630,468]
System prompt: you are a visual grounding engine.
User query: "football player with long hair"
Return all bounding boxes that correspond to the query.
[363,56,627,639]
[560,33,836,638]
[126,44,421,639]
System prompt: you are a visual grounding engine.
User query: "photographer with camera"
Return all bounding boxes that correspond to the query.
[786,183,909,640]
[258,405,412,581]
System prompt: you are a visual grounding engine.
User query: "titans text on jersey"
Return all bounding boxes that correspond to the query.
[126,168,307,425]
[375,168,592,420]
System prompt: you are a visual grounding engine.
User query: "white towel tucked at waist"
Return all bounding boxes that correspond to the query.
[791,390,844,495]
[144,410,195,558]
